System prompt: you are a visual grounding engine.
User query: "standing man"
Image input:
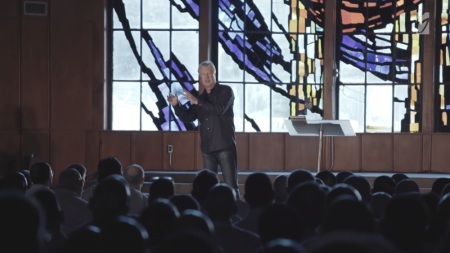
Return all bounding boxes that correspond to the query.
[167,60,239,194]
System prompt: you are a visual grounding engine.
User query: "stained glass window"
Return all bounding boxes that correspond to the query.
[111,0,324,132]
[217,0,325,132]
[337,0,425,133]
[437,1,450,132]
[111,0,200,130]
[112,0,429,133]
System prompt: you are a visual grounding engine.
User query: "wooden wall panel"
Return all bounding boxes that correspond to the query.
[194,132,202,169]
[361,134,392,172]
[0,131,21,171]
[51,0,99,20]
[50,130,87,183]
[285,135,320,172]
[328,135,360,172]
[393,134,422,173]
[431,134,450,173]
[0,0,20,18]
[249,133,285,170]
[163,132,196,171]
[21,130,50,165]
[0,19,20,130]
[85,131,100,179]
[422,134,432,172]
[100,131,131,169]
[21,19,50,130]
[51,0,105,129]
[131,131,163,171]
[50,21,92,130]
[236,133,249,171]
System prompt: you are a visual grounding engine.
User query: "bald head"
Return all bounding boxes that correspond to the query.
[124,164,145,190]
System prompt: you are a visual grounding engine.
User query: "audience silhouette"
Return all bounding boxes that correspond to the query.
[256,238,308,253]
[170,194,201,213]
[97,215,149,253]
[148,176,175,203]
[286,181,326,241]
[139,197,180,252]
[3,159,450,253]
[28,161,54,195]
[86,174,131,230]
[82,156,123,201]
[372,175,396,196]
[315,170,336,187]
[61,224,100,253]
[124,163,148,216]
[235,172,274,235]
[0,171,28,194]
[273,174,288,203]
[191,169,220,205]
[54,167,92,236]
[0,191,46,253]
[286,169,315,193]
[203,183,262,253]
[29,188,67,253]
[258,202,303,244]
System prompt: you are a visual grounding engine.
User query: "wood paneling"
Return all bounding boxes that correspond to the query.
[50,0,105,130]
[51,0,99,20]
[85,131,100,179]
[0,0,20,18]
[50,20,92,130]
[163,132,196,171]
[393,134,422,173]
[422,134,432,172]
[329,135,360,172]
[0,131,21,170]
[431,134,450,173]
[100,131,131,169]
[249,133,285,170]
[194,132,202,169]
[0,20,20,130]
[21,130,50,165]
[361,134,392,172]
[285,135,319,171]
[131,131,163,171]
[21,19,49,130]
[50,130,87,183]
[236,133,249,171]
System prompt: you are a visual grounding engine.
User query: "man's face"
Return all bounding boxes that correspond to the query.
[199,66,216,91]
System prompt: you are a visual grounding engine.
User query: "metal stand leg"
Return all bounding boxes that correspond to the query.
[317,124,323,173]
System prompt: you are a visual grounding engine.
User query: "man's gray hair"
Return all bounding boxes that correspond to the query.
[198,60,216,74]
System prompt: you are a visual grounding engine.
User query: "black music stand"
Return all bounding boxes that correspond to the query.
[285,116,356,173]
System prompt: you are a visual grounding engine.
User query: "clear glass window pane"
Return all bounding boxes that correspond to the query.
[143,1,170,29]
[366,85,392,133]
[113,31,141,80]
[245,84,271,132]
[172,31,199,76]
[112,81,141,130]
[229,83,244,132]
[339,85,365,133]
[272,86,290,132]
